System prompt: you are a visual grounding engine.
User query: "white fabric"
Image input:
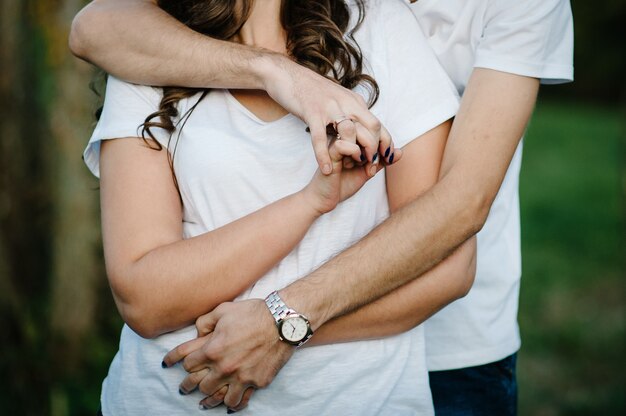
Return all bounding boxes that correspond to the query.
[84,1,459,414]
[406,0,574,371]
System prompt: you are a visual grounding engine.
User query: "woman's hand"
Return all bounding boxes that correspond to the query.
[301,123,402,216]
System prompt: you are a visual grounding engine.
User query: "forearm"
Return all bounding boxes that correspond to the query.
[113,191,319,338]
[308,237,476,345]
[280,69,539,330]
[70,0,278,89]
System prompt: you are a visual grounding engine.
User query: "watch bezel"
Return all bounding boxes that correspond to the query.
[277,313,313,347]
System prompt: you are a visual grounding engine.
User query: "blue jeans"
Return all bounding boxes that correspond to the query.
[428,353,518,416]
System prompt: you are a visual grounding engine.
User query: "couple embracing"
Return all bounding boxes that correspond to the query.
[71,0,573,414]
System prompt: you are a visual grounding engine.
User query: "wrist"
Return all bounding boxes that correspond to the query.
[278,285,331,332]
[295,188,325,220]
[257,53,295,95]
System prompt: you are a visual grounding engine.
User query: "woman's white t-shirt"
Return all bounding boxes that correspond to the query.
[84,1,459,415]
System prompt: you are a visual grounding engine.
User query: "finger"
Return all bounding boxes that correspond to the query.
[182,343,217,373]
[198,385,228,409]
[347,96,382,147]
[223,383,247,410]
[343,157,355,170]
[308,121,333,175]
[330,140,362,163]
[229,387,255,412]
[377,125,395,165]
[335,118,357,147]
[162,335,209,368]
[353,121,378,165]
[198,371,226,397]
[196,311,220,336]
[179,368,210,395]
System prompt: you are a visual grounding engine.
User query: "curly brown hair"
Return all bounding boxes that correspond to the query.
[142,0,379,179]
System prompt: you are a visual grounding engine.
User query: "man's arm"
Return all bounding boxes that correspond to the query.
[162,69,539,411]
[283,69,540,328]
[69,0,388,173]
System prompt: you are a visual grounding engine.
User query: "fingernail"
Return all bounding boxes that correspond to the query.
[179,388,187,395]
[305,127,311,133]
[389,152,395,164]
[384,146,390,158]
[227,409,236,414]
[369,165,377,176]
[372,152,378,163]
[360,153,366,162]
[199,404,209,410]
[323,163,332,174]
[161,361,167,368]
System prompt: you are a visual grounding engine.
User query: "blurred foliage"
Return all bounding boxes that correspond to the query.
[0,0,624,415]
[518,100,625,415]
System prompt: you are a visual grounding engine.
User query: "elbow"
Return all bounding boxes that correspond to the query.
[68,5,103,61]
[461,189,493,237]
[456,251,477,299]
[108,270,165,339]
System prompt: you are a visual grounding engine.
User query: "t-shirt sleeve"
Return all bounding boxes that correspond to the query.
[83,76,169,178]
[475,0,574,84]
[369,0,460,149]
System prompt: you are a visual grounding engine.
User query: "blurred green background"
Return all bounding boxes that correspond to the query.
[0,1,623,415]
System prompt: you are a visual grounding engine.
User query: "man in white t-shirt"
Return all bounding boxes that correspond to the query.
[70,0,573,414]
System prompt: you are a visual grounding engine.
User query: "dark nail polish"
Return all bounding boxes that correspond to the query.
[179,388,187,395]
[360,153,366,162]
[372,152,378,162]
[227,409,236,414]
[389,152,395,164]
[384,146,390,158]
[161,361,167,368]
[199,404,209,410]
[305,127,311,133]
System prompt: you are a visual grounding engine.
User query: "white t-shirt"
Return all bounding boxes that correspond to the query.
[84,1,459,415]
[407,0,574,371]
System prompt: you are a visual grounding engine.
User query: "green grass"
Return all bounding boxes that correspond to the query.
[518,99,625,415]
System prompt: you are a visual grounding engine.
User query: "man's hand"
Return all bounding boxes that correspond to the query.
[264,56,393,175]
[163,300,294,411]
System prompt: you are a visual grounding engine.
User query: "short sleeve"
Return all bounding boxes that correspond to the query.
[83,76,169,178]
[475,0,574,84]
[365,0,460,149]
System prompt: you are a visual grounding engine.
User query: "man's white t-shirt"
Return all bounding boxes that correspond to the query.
[84,1,459,414]
[407,0,574,371]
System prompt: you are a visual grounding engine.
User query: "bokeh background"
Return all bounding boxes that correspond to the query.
[0,1,623,415]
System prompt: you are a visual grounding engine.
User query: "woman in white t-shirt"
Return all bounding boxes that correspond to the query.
[84,0,473,414]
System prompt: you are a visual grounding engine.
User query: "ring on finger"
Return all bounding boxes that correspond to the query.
[333,116,353,132]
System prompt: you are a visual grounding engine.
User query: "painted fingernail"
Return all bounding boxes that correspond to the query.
[389,152,395,164]
[199,404,209,410]
[179,388,187,395]
[372,152,378,163]
[305,127,311,133]
[384,146,391,158]
[227,409,236,414]
[161,361,168,368]
[360,153,366,162]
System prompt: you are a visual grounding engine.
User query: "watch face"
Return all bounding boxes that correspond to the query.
[280,315,309,342]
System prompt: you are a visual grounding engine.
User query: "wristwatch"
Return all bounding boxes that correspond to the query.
[264,291,313,347]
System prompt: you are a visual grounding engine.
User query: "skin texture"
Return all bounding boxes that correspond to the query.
[70,0,540,411]
[70,0,392,175]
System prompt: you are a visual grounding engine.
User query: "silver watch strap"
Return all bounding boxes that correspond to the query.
[265,291,294,323]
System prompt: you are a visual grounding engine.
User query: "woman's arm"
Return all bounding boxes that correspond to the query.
[100,131,377,339]
[99,137,323,338]
[308,120,477,345]
[69,0,387,174]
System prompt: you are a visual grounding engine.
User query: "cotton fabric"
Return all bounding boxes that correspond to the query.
[407,0,574,371]
[84,1,459,414]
